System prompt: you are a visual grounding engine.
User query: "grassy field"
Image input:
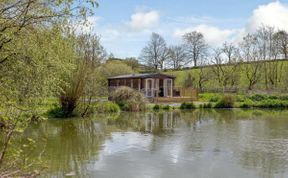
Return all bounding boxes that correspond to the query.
[164,60,288,92]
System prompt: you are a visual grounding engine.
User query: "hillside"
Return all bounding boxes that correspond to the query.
[164,59,288,93]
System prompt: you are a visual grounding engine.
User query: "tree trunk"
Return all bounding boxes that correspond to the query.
[60,95,78,117]
[0,129,14,165]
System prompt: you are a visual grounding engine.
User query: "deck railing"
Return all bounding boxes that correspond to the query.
[108,86,197,99]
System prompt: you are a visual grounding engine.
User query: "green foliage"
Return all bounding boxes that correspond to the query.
[248,94,288,102]
[111,87,147,112]
[59,33,108,117]
[214,95,235,108]
[199,93,221,102]
[153,104,161,111]
[47,105,68,118]
[101,60,134,77]
[162,105,171,110]
[235,95,246,102]
[248,94,267,101]
[183,73,194,88]
[122,57,141,70]
[240,103,251,108]
[254,100,288,108]
[165,60,288,92]
[209,96,220,102]
[153,104,171,111]
[0,0,99,173]
[94,102,120,113]
[180,102,196,110]
[238,96,288,109]
[200,103,213,109]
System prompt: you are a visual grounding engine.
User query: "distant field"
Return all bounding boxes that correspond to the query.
[164,60,288,93]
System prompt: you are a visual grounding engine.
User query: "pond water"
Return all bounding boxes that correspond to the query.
[18,109,288,177]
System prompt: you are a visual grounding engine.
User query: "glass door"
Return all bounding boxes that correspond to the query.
[145,79,154,97]
[164,79,172,97]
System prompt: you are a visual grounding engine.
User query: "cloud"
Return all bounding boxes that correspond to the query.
[246,1,288,32]
[167,16,245,26]
[89,2,288,57]
[129,10,160,31]
[173,24,239,46]
[172,2,288,47]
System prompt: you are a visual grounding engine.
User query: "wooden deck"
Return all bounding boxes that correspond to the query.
[150,87,198,103]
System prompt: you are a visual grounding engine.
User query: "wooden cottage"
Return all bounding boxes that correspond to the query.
[108,73,176,98]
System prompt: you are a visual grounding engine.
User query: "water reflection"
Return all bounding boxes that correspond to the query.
[16,109,288,178]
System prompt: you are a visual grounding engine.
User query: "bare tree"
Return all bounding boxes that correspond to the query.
[196,64,211,92]
[255,26,283,89]
[76,34,107,66]
[211,49,226,88]
[140,33,169,70]
[167,45,188,69]
[183,31,208,67]
[211,47,240,91]
[255,25,275,60]
[239,34,263,90]
[221,42,239,63]
[274,30,288,59]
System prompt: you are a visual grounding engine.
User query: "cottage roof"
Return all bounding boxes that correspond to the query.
[107,73,175,80]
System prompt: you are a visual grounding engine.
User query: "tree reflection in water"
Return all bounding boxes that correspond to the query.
[11,109,288,178]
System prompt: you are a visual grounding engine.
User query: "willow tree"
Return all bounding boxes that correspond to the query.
[59,34,107,117]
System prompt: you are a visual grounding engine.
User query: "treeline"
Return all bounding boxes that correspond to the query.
[140,26,288,91]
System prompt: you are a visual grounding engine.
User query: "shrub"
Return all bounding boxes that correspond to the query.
[111,86,147,112]
[235,95,246,102]
[248,94,288,102]
[249,94,267,101]
[162,105,171,110]
[47,106,67,118]
[199,103,212,109]
[214,95,235,108]
[153,104,160,111]
[279,95,288,101]
[267,95,278,100]
[209,96,220,102]
[240,103,251,108]
[203,103,212,108]
[255,100,288,108]
[180,102,196,110]
[95,102,120,113]
[199,93,221,102]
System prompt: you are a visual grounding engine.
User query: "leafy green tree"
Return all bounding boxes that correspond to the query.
[0,0,98,175]
[123,57,140,70]
[0,0,98,65]
[101,60,134,77]
[0,26,79,176]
